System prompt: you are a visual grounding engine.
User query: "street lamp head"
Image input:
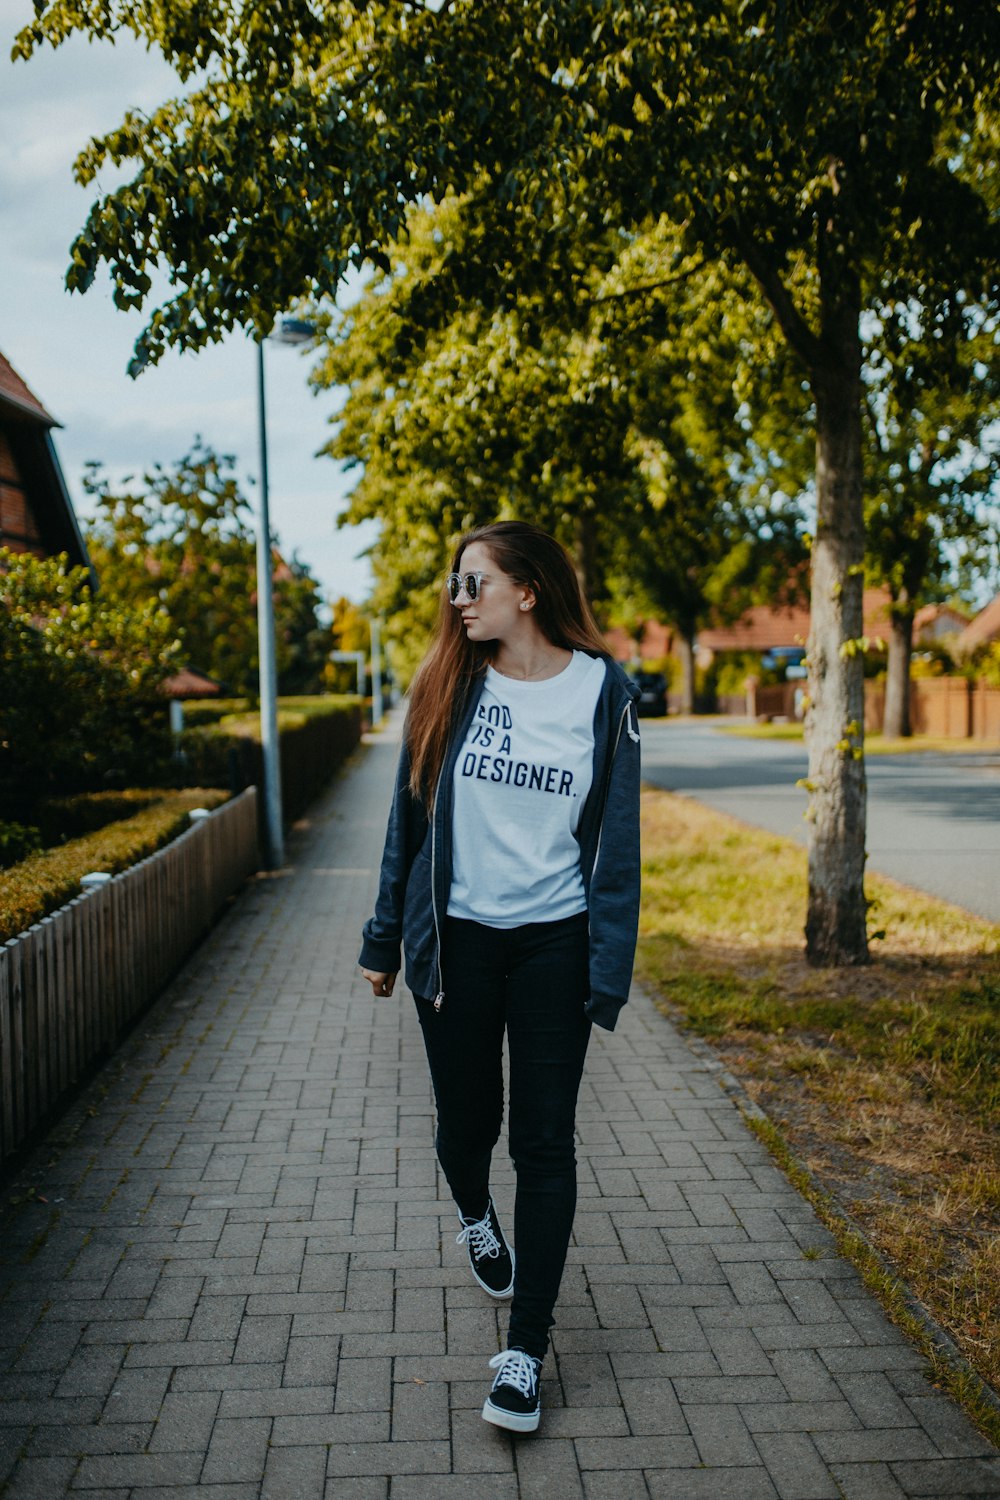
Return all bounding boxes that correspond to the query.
[271,317,316,347]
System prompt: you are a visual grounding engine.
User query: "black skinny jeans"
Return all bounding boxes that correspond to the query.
[414,912,592,1361]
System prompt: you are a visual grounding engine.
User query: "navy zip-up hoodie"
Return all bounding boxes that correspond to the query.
[359,652,641,1031]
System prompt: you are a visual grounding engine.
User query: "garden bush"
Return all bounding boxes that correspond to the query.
[0,788,229,942]
[178,695,363,834]
[0,821,43,870]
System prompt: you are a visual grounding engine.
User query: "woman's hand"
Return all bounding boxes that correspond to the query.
[361,967,397,997]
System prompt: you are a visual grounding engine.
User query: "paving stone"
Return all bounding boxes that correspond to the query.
[903,1396,1000,1459]
[125,1488,258,1500]
[27,1421,152,1456]
[147,1390,220,1452]
[829,1462,909,1499]
[614,1378,687,1435]
[742,1400,861,1434]
[888,1456,1000,1493]
[835,1370,921,1429]
[2,1456,79,1498]
[0,1429,30,1487]
[574,1435,700,1469]
[644,1467,779,1498]
[171,1362,283,1393]
[582,1475,652,1500]
[814,1428,940,1463]
[516,1435,586,1498]
[684,1403,760,1466]
[753,1431,841,1499]
[261,1441,327,1499]
[72,1451,203,1487]
[391,1479,515,1500]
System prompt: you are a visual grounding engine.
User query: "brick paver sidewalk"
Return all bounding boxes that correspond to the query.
[1,715,998,1500]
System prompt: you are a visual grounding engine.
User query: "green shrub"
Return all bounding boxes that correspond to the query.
[37,789,165,845]
[0,821,42,871]
[0,788,229,943]
[178,698,252,727]
[0,548,178,821]
[177,695,362,834]
[713,651,775,697]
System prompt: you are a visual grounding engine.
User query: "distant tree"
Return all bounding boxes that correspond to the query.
[84,444,331,695]
[324,595,369,692]
[863,312,1000,735]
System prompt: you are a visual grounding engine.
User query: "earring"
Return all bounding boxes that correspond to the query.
[520,602,530,610]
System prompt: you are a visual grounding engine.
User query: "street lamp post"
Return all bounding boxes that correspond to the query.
[255,318,314,869]
[370,615,384,726]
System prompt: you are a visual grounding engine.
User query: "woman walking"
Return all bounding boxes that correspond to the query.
[359,521,640,1433]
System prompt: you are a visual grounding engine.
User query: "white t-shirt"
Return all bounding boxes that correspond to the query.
[448,650,606,928]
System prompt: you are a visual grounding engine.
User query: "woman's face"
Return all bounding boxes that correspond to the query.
[451,540,534,645]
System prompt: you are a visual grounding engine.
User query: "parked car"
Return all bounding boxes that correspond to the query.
[630,670,668,717]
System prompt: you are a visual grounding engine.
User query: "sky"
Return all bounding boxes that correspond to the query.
[0,2,376,604]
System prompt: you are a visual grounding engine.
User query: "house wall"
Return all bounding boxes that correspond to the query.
[0,428,44,556]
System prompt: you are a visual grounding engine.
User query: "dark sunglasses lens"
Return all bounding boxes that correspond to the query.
[447,573,480,601]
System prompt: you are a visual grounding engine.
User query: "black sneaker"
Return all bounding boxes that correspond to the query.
[456,1197,515,1299]
[482,1348,542,1433]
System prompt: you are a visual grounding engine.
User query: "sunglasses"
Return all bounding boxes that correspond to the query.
[445,571,487,603]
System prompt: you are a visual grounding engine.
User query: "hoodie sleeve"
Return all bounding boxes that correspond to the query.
[586,700,641,1031]
[359,733,429,975]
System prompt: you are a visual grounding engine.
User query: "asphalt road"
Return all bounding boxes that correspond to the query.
[640,720,1000,925]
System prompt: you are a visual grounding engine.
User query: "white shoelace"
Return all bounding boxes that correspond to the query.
[488,1349,538,1398]
[457,1210,501,1260]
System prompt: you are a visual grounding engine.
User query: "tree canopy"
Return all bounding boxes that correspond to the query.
[313,202,813,700]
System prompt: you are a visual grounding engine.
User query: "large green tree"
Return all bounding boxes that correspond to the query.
[17,0,999,963]
[315,203,811,704]
[84,445,331,695]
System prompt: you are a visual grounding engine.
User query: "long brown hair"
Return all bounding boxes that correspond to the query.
[406,521,607,805]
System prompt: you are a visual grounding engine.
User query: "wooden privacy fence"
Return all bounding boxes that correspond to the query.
[0,788,258,1170]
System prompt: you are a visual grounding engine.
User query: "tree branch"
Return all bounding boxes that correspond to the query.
[583,259,707,306]
[728,224,824,376]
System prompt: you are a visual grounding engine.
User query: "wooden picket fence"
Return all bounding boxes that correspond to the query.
[0,789,258,1170]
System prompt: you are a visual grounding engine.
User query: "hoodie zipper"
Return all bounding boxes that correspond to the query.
[591,698,636,884]
[430,775,446,1011]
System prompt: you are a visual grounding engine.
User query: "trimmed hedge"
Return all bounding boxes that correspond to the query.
[37,789,166,844]
[178,695,363,831]
[0,788,229,943]
[178,698,252,728]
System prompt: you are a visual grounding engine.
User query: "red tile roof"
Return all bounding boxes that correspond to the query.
[0,352,57,426]
[697,602,811,652]
[914,602,967,632]
[161,667,225,699]
[958,595,1000,651]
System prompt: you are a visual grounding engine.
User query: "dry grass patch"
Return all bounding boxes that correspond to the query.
[638,785,1000,1422]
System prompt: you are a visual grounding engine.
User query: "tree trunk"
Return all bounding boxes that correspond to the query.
[677,630,695,715]
[574,510,598,604]
[805,322,869,966]
[882,603,914,738]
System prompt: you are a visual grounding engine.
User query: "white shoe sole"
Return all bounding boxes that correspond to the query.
[482,1396,540,1433]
